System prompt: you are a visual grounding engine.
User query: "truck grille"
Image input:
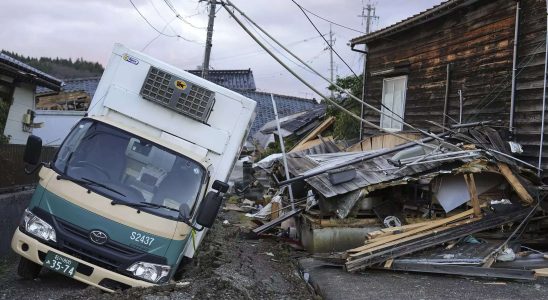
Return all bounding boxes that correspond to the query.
[140,66,215,123]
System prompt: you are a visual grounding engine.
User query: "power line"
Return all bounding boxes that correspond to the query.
[129,0,178,37]
[222,0,446,146]
[162,0,207,30]
[212,34,325,62]
[129,0,203,44]
[141,17,177,51]
[291,0,358,78]
[291,0,365,34]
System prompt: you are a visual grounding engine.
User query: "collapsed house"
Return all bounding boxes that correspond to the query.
[241,0,548,281]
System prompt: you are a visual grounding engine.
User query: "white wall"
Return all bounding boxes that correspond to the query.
[33,110,85,146]
[3,83,34,144]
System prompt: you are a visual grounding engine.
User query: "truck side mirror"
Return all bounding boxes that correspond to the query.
[212,180,229,193]
[196,191,222,228]
[24,135,42,165]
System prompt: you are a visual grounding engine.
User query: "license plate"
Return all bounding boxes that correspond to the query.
[43,251,78,277]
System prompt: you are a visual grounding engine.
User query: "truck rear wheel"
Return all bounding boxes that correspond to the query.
[17,257,41,279]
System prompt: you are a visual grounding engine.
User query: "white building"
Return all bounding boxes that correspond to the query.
[0,53,62,144]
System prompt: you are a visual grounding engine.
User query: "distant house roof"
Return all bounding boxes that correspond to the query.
[350,0,475,46]
[253,105,326,148]
[0,53,62,91]
[37,76,101,97]
[187,69,256,91]
[238,90,322,140]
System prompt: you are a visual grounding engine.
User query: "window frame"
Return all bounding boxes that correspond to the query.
[380,75,408,132]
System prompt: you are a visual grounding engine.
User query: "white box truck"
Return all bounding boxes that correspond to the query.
[11,44,256,291]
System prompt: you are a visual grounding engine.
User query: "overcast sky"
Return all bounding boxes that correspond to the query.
[1,0,442,99]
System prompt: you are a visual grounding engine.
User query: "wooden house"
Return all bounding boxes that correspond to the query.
[350,0,548,175]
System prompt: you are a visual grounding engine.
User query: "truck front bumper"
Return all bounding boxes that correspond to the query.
[11,228,154,292]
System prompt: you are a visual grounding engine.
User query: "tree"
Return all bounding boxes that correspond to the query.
[326,74,363,140]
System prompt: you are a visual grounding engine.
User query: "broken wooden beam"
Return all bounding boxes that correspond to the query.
[345,208,532,272]
[252,208,303,235]
[497,163,534,205]
[464,173,482,218]
[348,208,478,254]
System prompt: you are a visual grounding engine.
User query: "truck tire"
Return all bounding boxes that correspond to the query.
[17,257,41,280]
[172,257,193,281]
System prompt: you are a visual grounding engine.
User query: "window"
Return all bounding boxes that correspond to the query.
[380,76,407,131]
[53,119,206,220]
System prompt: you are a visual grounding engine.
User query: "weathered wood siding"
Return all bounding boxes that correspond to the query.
[361,0,547,172]
[514,0,548,172]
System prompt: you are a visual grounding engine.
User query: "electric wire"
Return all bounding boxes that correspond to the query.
[147,0,178,35]
[291,0,365,34]
[162,0,207,30]
[129,0,178,37]
[223,0,446,146]
[141,17,177,51]
[291,0,358,78]
[290,0,410,126]
[242,17,319,77]
[220,1,440,150]
[129,0,204,44]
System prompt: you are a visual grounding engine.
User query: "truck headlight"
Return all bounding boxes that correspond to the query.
[127,262,170,283]
[22,209,57,242]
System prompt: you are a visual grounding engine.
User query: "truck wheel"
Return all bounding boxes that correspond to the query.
[172,257,193,281]
[17,257,41,279]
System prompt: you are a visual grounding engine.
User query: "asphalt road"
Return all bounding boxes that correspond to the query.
[300,258,548,300]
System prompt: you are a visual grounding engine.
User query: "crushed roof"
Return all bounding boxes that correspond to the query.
[37,76,101,97]
[0,52,63,89]
[237,90,322,140]
[350,0,474,45]
[187,69,256,91]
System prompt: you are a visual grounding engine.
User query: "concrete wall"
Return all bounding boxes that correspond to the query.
[3,83,35,144]
[0,190,33,257]
[33,110,85,146]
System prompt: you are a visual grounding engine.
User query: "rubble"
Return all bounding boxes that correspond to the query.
[240,120,548,282]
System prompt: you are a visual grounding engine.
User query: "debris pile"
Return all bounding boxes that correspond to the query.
[236,119,548,282]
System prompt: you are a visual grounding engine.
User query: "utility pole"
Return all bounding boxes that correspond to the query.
[328,24,335,99]
[358,1,378,140]
[358,2,378,34]
[202,0,216,78]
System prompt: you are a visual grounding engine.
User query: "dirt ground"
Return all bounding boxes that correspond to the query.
[0,211,315,300]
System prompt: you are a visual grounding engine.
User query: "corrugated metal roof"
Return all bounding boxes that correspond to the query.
[350,0,478,45]
[286,150,444,198]
[187,69,256,91]
[0,53,63,88]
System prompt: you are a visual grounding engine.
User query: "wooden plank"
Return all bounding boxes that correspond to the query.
[497,163,534,205]
[534,268,548,277]
[347,208,477,254]
[349,219,477,258]
[464,174,482,218]
[271,201,280,220]
[366,222,428,240]
[290,117,335,152]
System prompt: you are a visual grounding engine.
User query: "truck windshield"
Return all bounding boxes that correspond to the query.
[53,119,205,220]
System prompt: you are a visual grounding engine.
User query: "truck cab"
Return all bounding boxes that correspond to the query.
[11,44,256,292]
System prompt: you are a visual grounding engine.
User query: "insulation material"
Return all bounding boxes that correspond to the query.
[433,173,505,213]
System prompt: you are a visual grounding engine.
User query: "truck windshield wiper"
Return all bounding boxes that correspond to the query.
[111,200,151,209]
[138,202,179,212]
[81,177,126,198]
[56,174,126,198]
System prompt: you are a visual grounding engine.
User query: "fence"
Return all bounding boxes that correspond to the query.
[0,144,58,191]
